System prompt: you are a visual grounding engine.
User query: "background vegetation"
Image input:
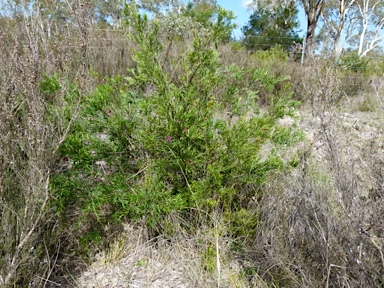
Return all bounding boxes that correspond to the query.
[0,0,383,287]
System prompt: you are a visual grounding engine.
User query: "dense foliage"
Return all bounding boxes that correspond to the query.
[51,4,298,238]
[1,1,384,287]
[242,4,301,51]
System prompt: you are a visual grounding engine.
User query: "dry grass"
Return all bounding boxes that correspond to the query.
[247,62,384,287]
[76,215,252,288]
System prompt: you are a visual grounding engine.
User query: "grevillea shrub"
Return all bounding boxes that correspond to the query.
[51,4,300,244]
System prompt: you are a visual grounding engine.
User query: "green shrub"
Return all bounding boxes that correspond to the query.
[255,45,289,63]
[51,4,299,242]
[338,52,370,73]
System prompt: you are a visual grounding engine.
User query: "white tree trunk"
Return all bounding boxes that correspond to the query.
[357,0,384,57]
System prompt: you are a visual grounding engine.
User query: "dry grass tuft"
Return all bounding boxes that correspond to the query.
[77,216,251,288]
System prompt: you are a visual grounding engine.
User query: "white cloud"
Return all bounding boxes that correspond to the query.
[241,0,257,9]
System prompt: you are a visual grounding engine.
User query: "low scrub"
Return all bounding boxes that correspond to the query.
[2,2,383,287]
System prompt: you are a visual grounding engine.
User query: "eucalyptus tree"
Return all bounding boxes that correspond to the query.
[137,0,185,15]
[299,0,326,58]
[242,3,301,51]
[354,0,384,57]
[183,0,236,43]
[246,0,325,58]
[320,0,358,56]
[320,0,384,57]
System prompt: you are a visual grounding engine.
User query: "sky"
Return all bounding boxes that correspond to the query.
[216,0,307,39]
[215,0,252,38]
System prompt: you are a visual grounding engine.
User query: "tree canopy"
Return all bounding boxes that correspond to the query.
[182,1,236,42]
[242,4,301,51]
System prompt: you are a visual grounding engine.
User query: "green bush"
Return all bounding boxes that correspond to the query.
[254,45,289,63]
[338,52,370,73]
[51,4,299,241]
